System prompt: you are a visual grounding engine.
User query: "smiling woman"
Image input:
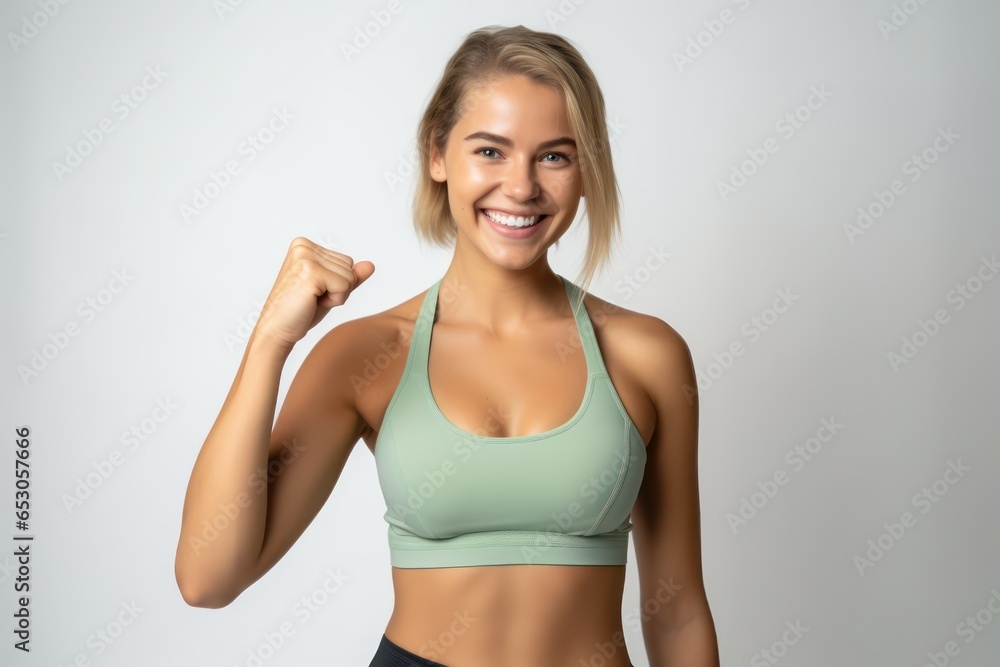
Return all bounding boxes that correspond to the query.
[413,26,624,316]
[175,23,719,667]
[427,76,583,259]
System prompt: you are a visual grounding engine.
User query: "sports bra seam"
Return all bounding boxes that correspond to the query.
[383,407,440,540]
[597,372,647,450]
[587,420,632,534]
[390,530,627,548]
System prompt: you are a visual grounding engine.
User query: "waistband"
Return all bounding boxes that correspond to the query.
[369,633,447,666]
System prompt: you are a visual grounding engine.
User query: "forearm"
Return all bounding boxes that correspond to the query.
[174,330,291,607]
[643,611,720,667]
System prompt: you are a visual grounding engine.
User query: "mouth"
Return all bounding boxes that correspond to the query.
[479,208,550,229]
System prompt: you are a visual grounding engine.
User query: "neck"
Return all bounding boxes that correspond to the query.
[437,256,567,334]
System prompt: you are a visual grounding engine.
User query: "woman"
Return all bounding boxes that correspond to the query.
[175,24,719,666]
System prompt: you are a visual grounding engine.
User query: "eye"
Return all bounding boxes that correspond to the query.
[543,152,572,163]
[476,148,501,159]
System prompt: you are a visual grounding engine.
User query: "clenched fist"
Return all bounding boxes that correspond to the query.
[253,237,375,352]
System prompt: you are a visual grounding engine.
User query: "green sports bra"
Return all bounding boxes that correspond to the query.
[373,275,648,568]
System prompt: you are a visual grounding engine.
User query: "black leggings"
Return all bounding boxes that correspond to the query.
[369,634,447,666]
[368,633,636,666]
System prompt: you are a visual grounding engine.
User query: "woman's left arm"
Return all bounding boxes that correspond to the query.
[627,316,720,667]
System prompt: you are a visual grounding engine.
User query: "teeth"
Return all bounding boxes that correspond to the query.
[483,209,540,228]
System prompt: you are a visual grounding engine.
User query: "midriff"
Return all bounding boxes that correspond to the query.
[384,563,634,666]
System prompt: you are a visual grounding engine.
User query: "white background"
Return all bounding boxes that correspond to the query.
[2,1,998,665]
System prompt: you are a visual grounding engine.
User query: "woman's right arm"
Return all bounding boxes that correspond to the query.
[173,237,375,608]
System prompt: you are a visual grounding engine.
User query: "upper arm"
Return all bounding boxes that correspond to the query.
[629,317,712,629]
[246,319,371,588]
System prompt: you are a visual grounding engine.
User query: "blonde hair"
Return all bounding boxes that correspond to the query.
[412,24,623,312]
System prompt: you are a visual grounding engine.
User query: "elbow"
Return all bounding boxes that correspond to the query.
[175,561,240,609]
[177,577,237,609]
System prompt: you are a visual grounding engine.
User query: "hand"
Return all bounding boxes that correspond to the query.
[253,237,375,351]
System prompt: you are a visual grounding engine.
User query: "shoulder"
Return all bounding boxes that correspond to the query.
[583,291,696,408]
[299,284,430,399]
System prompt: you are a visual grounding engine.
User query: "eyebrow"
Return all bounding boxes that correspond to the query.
[463,131,577,151]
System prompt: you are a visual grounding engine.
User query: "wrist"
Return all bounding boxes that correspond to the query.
[247,327,295,360]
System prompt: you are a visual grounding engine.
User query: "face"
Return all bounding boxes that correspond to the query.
[429,74,584,271]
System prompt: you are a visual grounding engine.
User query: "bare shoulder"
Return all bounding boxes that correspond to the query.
[300,285,429,409]
[582,291,695,403]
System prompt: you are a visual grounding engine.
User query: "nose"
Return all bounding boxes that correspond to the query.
[500,154,540,201]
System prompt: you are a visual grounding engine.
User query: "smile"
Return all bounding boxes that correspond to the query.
[481,208,548,228]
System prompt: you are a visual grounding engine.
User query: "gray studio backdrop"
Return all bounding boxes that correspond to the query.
[2,1,998,665]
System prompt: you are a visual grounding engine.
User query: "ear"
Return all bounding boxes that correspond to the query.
[429,141,447,183]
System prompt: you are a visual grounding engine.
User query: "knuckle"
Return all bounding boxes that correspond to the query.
[291,257,317,278]
[287,244,312,263]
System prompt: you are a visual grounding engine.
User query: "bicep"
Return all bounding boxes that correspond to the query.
[630,321,710,626]
[252,322,368,583]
